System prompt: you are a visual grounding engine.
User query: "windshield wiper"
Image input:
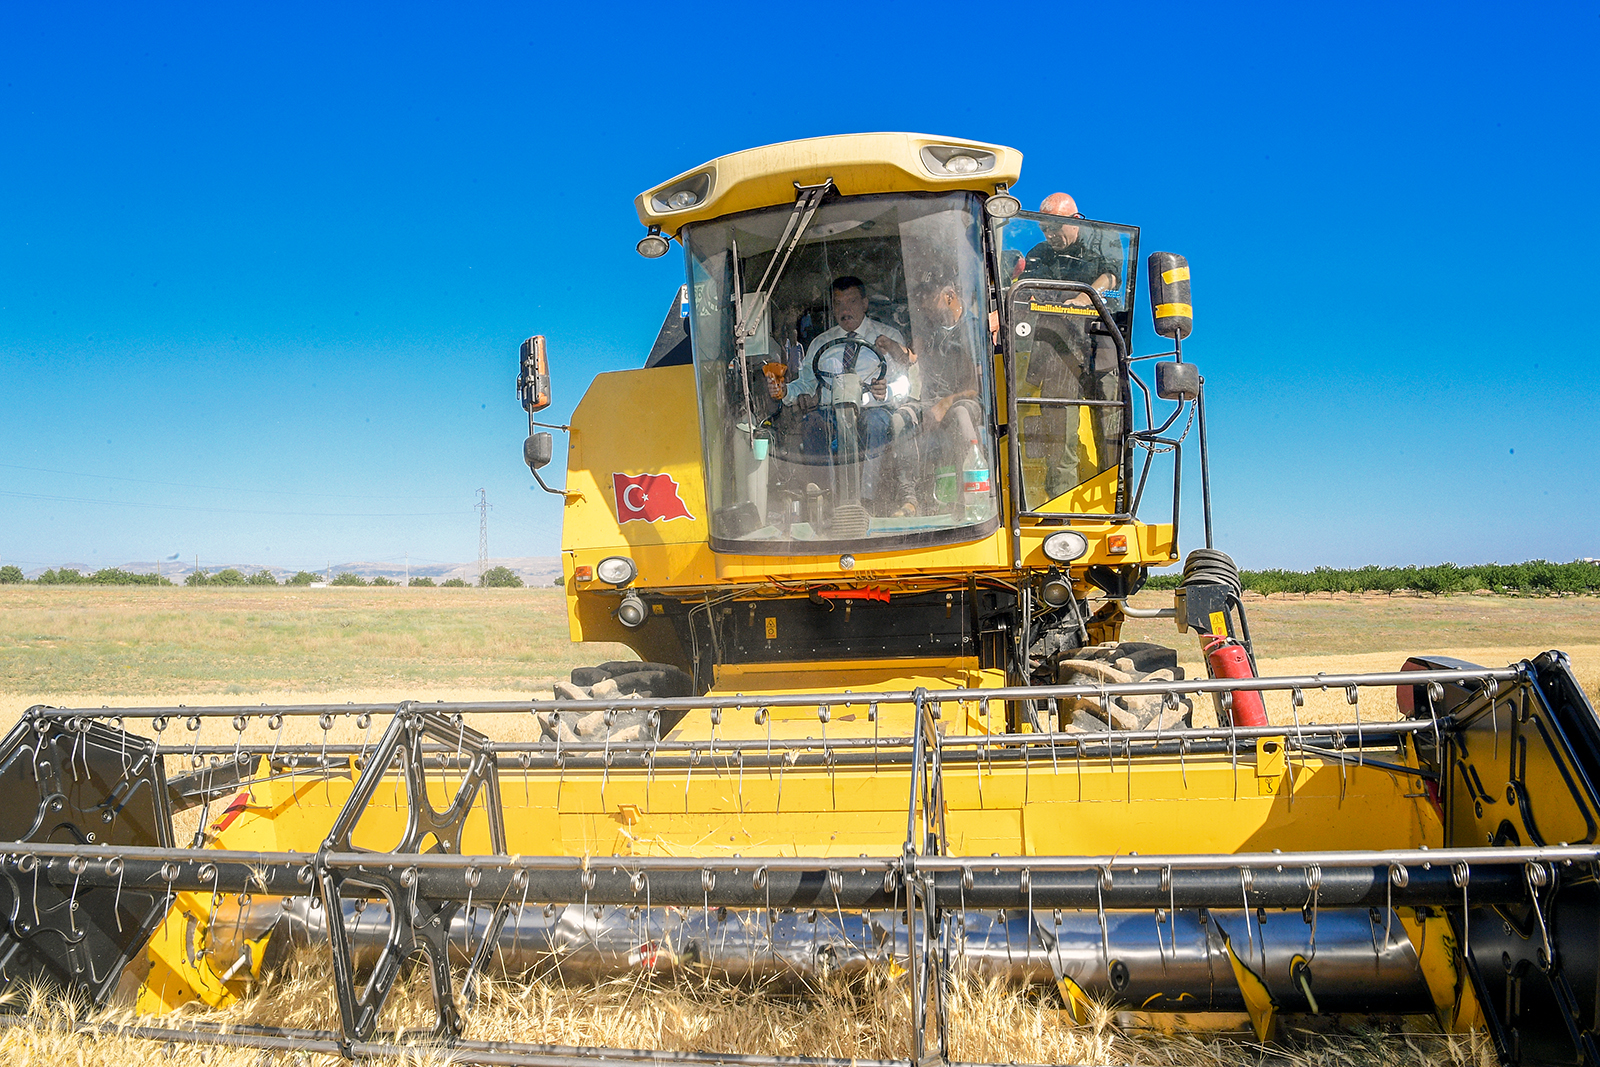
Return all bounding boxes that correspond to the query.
[730,180,833,442]
[735,178,833,346]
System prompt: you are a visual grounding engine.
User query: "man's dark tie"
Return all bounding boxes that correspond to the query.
[842,331,859,373]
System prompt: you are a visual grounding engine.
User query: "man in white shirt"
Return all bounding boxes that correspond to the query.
[765,276,921,515]
[786,276,909,408]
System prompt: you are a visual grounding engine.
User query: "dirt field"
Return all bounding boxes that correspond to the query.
[1121,589,1600,725]
[2,585,1594,722]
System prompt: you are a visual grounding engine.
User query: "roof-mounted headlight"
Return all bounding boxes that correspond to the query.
[919,145,997,177]
[649,170,714,214]
[1042,530,1089,563]
[596,556,638,586]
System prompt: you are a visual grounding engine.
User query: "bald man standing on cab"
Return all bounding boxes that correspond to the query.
[1023,192,1119,293]
[1022,192,1123,499]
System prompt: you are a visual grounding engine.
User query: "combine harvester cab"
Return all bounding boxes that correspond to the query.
[3,134,1599,1067]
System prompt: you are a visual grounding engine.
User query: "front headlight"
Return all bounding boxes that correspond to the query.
[985,192,1021,219]
[615,591,647,628]
[636,230,671,258]
[1042,530,1089,563]
[596,556,638,586]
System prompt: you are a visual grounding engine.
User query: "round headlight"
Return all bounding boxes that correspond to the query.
[595,556,637,586]
[1042,530,1090,563]
[943,154,980,175]
[1041,577,1074,607]
[667,189,699,209]
[985,193,1021,219]
[615,591,647,628]
[636,232,671,259]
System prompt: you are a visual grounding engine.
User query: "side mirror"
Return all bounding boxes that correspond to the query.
[1156,361,1200,401]
[524,431,553,472]
[519,335,551,413]
[1146,252,1193,341]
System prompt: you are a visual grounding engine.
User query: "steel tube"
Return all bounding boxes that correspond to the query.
[0,847,1549,909]
[31,665,1520,718]
[154,717,1437,761]
[258,899,1434,1016]
[2,840,1588,874]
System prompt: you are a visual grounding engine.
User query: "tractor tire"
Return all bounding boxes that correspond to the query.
[1050,641,1192,732]
[542,662,696,746]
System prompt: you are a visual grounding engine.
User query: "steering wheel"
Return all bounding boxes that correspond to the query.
[811,337,888,394]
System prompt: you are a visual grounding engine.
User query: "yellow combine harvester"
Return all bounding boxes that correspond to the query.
[2,133,1597,1066]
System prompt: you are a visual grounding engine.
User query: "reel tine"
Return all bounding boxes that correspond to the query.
[1345,684,1364,767]
[1288,687,1305,810]
[1230,718,1239,802]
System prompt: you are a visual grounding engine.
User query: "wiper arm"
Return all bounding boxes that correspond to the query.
[735,179,833,344]
[731,179,833,443]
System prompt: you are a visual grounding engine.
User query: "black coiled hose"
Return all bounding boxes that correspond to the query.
[1181,548,1243,598]
[1181,547,1257,669]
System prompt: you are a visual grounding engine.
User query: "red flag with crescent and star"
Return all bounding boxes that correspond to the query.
[612,472,695,524]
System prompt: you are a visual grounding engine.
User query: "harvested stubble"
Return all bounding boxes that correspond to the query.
[1,954,1497,1067]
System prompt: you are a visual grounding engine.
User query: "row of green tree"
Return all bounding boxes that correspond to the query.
[3,566,173,586]
[1145,560,1600,596]
[2,565,526,588]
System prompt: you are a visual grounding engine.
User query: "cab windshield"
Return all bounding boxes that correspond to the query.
[683,192,999,554]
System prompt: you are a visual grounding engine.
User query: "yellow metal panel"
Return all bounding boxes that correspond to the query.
[1217,925,1277,1041]
[709,657,982,700]
[712,527,1010,582]
[563,364,709,560]
[1400,909,1486,1033]
[635,133,1023,237]
[482,754,1438,861]
[562,362,715,644]
[1017,521,1176,570]
[1058,463,1118,514]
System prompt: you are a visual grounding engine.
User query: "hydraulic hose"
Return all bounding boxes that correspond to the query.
[1180,548,1244,599]
[1180,549,1267,727]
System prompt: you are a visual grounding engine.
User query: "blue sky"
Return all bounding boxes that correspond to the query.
[2,2,1595,574]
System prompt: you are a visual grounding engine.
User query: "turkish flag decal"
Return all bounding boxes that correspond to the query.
[612,472,695,524]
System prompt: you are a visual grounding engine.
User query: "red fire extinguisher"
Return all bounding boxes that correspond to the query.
[1203,635,1269,727]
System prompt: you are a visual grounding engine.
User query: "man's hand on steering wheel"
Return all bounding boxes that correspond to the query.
[811,337,889,395]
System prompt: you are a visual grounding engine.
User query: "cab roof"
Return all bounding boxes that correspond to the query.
[634,133,1023,237]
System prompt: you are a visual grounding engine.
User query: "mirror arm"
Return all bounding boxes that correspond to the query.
[531,469,567,498]
[1127,366,1156,431]
[1130,393,1188,439]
